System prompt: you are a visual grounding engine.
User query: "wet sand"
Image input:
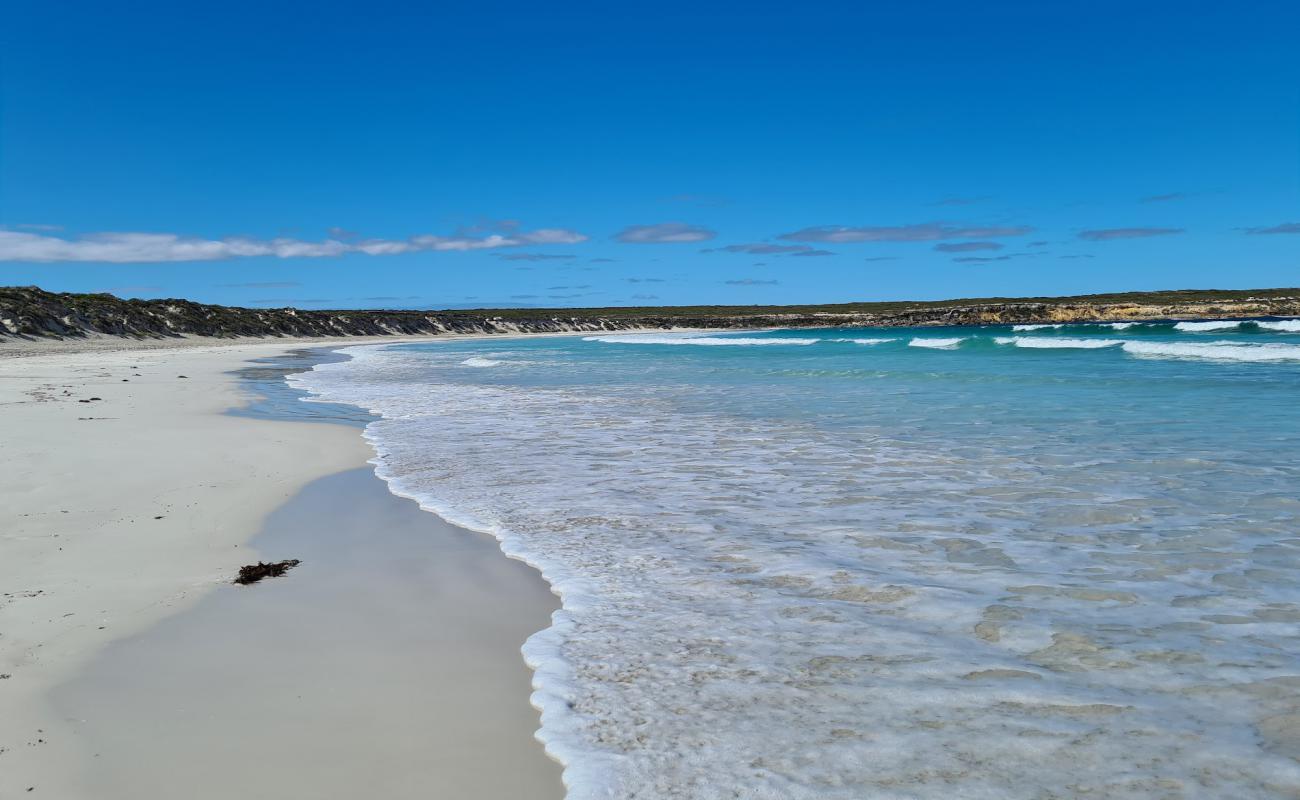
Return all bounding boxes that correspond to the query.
[53,467,564,799]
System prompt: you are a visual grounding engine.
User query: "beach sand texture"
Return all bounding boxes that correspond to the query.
[0,340,562,798]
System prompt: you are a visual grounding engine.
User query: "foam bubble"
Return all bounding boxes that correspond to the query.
[461,356,503,367]
[1011,324,1064,331]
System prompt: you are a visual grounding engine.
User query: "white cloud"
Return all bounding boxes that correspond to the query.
[0,227,589,263]
[615,222,716,243]
[779,223,1033,243]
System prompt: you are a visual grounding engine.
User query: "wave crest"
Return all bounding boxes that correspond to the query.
[1173,320,1242,332]
[994,337,1123,349]
[583,335,819,346]
[908,337,966,349]
[1122,340,1300,362]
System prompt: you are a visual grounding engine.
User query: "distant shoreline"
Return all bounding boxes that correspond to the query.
[4,285,1300,345]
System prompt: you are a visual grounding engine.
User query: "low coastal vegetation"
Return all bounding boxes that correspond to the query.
[3,285,1299,341]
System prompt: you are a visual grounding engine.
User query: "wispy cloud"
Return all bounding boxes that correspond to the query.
[615,222,716,244]
[934,241,1003,253]
[952,252,1038,264]
[704,243,810,255]
[631,293,660,300]
[929,196,988,207]
[863,256,900,262]
[725,278,779,285]
[248,297,337,306]
[1244,222,1300,235]
[626,277,666,283]
[1140,192,1192,203]
[779,223,1032,243]
[0,227,588,263]
[1077,227,1183,241]
[665,193,728,207]
[703,242,837,257]
[495,252,576,261]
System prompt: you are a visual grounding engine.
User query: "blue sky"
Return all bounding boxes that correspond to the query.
[2,1,1297,309]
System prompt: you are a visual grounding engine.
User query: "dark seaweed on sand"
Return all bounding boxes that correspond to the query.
[234,560,301,585]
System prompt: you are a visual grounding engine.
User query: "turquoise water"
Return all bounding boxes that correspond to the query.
[291,321,1300,799]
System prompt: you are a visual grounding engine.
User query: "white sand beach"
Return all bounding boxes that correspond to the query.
[0,337,563,798]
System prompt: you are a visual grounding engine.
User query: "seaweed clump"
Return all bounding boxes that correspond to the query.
[234,559,301,585]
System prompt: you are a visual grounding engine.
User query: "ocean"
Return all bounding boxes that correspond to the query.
[289,320,1300,799]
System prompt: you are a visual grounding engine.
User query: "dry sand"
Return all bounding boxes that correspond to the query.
[0,337,564,798]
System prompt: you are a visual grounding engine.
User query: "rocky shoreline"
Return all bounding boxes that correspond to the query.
[4,285,1300,342]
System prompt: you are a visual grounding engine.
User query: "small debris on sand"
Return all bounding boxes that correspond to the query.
[234,560,302,585]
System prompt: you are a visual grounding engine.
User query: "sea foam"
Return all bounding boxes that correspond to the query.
[584,335,819,346]
[995,336,1123,349]
[1173,320,1242,332]
[289,335,1300,799]
[1122,339,1300,362]
[1258,319,1300,332]
[908,336,966,349]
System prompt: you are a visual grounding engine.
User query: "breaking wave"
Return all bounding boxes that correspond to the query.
[1173,320,1244,332]
[830,337,897,345]
[1258,319,1300,332]
[1121,339,1300,362]
[583,335,819,346]
[908,337,966,349]
[995,336,1123,349]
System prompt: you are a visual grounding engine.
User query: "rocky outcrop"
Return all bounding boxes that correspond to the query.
[3,285,1299,342]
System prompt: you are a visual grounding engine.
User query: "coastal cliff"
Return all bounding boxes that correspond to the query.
[3,285,1300,341]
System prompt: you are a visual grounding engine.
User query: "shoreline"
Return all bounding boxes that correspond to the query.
[0,338,564,798]
[4,307,1300,359]
[0,327,726,361]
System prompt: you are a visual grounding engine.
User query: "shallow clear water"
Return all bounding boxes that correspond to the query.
[228,348,374,426]
[290,320,1300,799]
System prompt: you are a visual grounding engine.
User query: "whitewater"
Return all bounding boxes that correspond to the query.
[289,320,1300,799]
